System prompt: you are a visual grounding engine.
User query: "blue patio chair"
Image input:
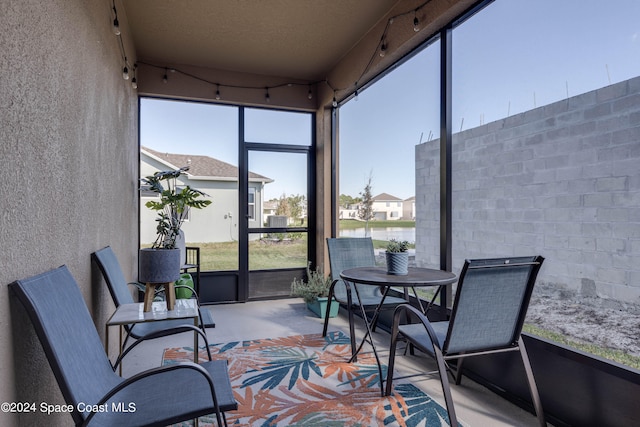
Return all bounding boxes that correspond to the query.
[322,237,406,359]
[92,246,215,369]
[9,265,237,427]
[385,256,546,427]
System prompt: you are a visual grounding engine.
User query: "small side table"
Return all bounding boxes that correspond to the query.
[106,299,200,374]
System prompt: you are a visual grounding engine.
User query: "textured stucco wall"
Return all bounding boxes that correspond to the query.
[416,76,640,303]
[1,0,138,425]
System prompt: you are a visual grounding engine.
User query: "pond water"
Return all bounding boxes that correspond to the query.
[339,227,416,243]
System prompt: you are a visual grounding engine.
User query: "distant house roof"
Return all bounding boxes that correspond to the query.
[372,193,402,202]
[142,146,272,183]
[404,196,415,202]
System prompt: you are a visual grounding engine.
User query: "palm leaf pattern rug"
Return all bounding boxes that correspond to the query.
[163,331,455,426]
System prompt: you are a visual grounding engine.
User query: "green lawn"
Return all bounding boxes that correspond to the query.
[194,238,308,271]
[339,219,415,230]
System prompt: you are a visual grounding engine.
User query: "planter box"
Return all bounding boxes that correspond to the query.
[307,297,339,319]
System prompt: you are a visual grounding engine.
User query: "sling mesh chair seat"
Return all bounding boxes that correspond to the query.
[10,265,237,427]
[92,246,215,369]
[322,237,406,359]
[385,256,546,427]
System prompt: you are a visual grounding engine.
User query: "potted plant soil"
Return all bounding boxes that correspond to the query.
[291,263,339,318]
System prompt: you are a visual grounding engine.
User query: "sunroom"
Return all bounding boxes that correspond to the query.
[3,0,639,426]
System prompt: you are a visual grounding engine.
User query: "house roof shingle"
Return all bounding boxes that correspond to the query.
[142,146,272,182]
[371,192,402,202]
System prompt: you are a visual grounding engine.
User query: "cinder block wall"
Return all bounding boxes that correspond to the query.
[416,76,640,302]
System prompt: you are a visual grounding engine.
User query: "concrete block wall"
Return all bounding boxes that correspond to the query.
[416,76,640,303]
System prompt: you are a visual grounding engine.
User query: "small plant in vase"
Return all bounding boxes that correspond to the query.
[291,263,339,318]
[385,239,410,275]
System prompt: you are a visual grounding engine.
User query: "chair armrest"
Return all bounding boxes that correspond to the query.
[392,304,443,353]
[84,362,221,427]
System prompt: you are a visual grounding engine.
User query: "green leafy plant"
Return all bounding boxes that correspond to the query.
[140,166,212,249]
[386,239,409,253]
[290,262,332,304]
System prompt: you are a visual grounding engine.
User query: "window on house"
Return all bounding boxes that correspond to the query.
[248,188,255,220]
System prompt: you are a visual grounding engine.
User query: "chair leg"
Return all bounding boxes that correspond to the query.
[454,357,465,385]
[519,341,546,427]
[385,316,401,396]
[322,281,337,338]
[434,347,459,427]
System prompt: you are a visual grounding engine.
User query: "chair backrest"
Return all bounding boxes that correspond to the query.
[444,256,544,355]
[326,237,380,300]
[10,266,120,425]
[92,246,136,307]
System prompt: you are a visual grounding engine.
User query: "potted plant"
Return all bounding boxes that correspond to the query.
[385,239,410,275]
[139,166,211,286]
[291,262,339,318]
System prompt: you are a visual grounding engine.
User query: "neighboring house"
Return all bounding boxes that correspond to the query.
[371,193,403,220]
[262,200,278,225]
[338,195,415,221]
[140,147,273,244]
[403,196,415,220]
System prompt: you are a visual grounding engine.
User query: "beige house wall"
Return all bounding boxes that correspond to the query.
[1,0,138,425]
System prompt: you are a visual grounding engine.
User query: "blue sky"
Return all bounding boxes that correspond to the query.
[141,0,639,201]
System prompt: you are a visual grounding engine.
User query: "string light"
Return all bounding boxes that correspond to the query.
[122,57,129,80]
[112,3,121,36]
[111,1,435,105]
[131,64,137,89]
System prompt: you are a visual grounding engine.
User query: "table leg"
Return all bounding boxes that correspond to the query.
[348,285,385,397]
[194,316,199,364]
[143,283,155,312]
[164,282,175,311]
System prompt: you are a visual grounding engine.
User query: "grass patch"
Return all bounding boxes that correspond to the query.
[339,219,415,230]
[193,239,307,271]
[523,323,640,370]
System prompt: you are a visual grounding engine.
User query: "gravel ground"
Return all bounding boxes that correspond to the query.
[526,283,640,358]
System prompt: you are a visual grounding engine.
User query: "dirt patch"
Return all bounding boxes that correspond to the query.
[526,283,640,358]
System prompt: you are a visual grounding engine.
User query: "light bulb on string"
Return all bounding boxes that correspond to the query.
[113,17,121,35]
[131,77,137,89]
[215,84,221,100]
[332,91,338,107]
[122,65,129,80]
[265,88,270,103]
[162,68,168,83]
[308,85,313,100]
[379,41,387,58]
[413,13,420,32]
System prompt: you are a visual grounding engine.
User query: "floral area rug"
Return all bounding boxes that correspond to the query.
[162,331,455,426]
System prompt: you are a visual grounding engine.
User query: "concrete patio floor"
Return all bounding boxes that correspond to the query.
[117,299,547,426]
